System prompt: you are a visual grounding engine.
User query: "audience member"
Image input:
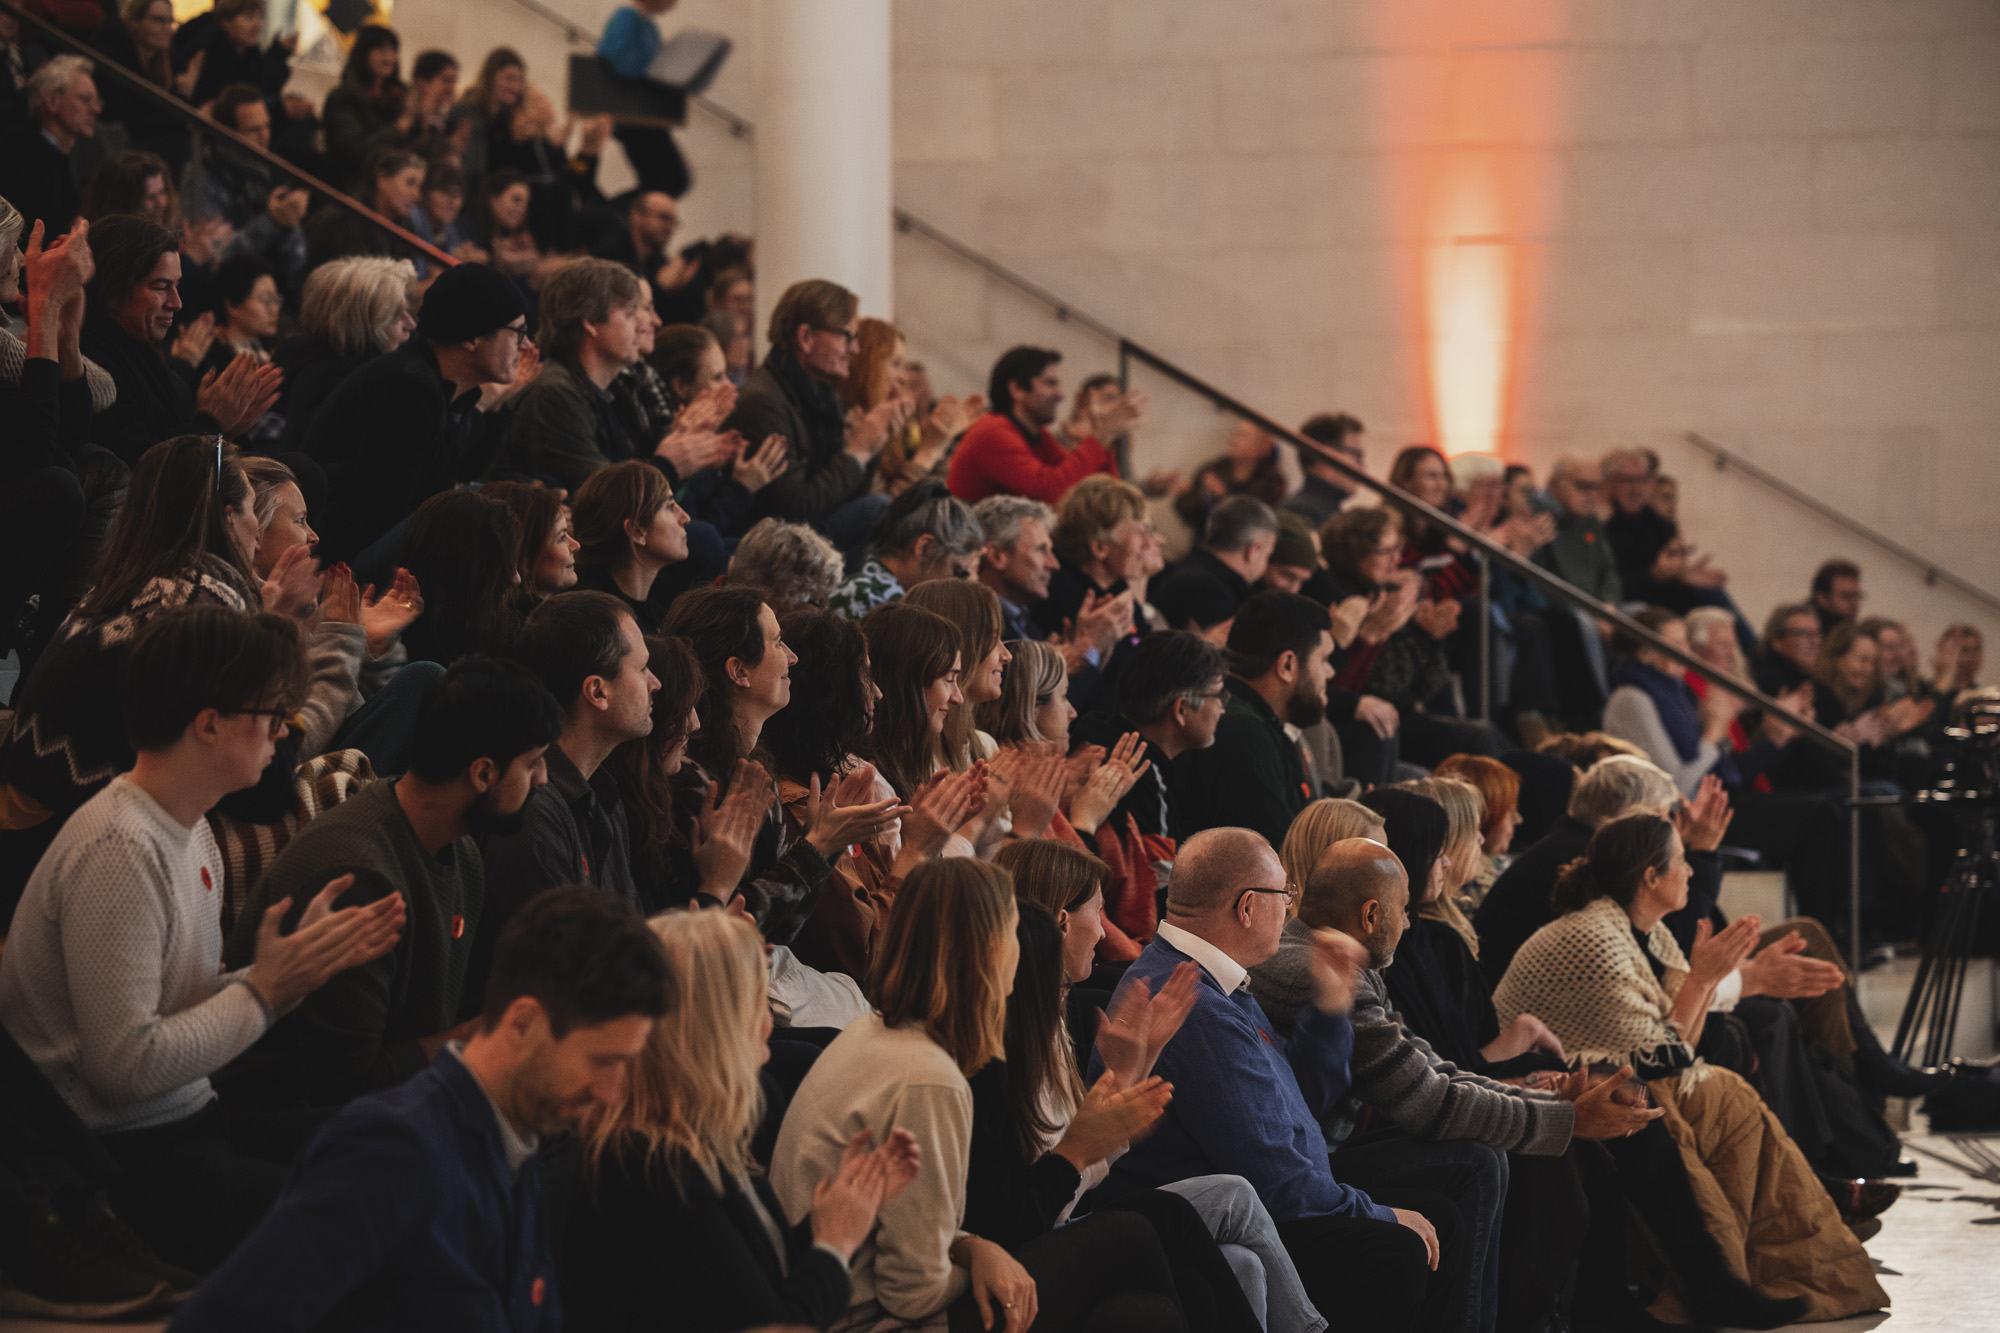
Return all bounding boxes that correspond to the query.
[500,257,657,489]
[727,518,845,610]
[0,436,304,907]
[2,55,99,236]
[723,278,897,556]
[1810,559,1863,632]
[570,459,691,630]
[0,605,406,1271]
[303,261,529,567]
[1430,754,1521,909]
[1494,814,1887,1324]
[1603,607,1745,797]
[303,147,427,272]
[79,214,278,463]
[1262,512,1322,595]
[565,907,919,1331]
[775,858,1187,1333]
[216,658,563,1110]
[1072,630,1227,843]
[78,149,178,229]
[183,83,309,297]
[1038,474,1161,647]
[904,578,1011,776]
[947,346,1116,504]
[168,887,671,1329]
[88,0,190,169]
[396,489,524,667]
[319,25,412,189]
[1602,448,1729,615]
[270,255,417,450]
[1170,592,1334,848]
[480,481,579,607]
[1174,422,1287,536]
[1151,495,1277,641]
[1282,413,1364,529]
[844,317,983,497]
[828,480,981,619]
[967,898,1272,1333]
[1092,828,1447,1333]
[181,0,290,109]
[858,601,965,799]
[470,591,657,1002]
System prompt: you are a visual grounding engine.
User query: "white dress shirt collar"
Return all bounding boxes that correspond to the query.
[1156,920,1250,995]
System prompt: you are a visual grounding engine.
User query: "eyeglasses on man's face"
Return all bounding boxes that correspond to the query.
[813,325,859,348]
[226,708,291,739]
[1234,884,1299,913]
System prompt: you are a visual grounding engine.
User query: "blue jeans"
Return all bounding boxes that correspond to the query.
[1158,1173,1326,1333]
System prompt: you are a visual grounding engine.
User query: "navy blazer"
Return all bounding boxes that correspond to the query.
[171,1051,557,1333]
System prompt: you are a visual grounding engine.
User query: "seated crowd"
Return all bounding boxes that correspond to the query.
[0,4,1990,1329]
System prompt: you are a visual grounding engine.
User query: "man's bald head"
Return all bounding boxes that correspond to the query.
[1299,838,1411,969]
[1168,827,1282,916]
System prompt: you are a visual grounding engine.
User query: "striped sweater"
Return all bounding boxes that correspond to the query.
[1250,917,1573,1155]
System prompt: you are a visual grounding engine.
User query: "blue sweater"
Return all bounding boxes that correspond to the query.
[598,7,663,78]
[171,1051,557,1333]
[1090,936,1395,1225]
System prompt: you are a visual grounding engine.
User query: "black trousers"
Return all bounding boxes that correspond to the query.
[1329,1137,1488,1333]
[1273,1201,1440,1333]
[98,1100,329,1272]
[949,1210,1186,1333]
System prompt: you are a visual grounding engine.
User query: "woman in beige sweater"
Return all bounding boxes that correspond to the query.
[1495,814,1888,1326]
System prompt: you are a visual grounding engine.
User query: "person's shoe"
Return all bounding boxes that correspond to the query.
[0,1202,167,1318]
[53,1187,200,1303]
[1848,1216,1883,1242]
[1827,1178,1902,1220]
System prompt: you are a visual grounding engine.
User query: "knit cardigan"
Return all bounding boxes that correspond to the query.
[1249,918,1573,1155]
[1492,896,1704,1089]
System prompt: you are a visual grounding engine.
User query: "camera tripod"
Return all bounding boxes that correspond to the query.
[1890,782,1998,1067]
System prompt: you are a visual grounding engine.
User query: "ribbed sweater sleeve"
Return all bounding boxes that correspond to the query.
[1603,687,1717,798]
[294,621,367,758]
[1349,972,1572,1156]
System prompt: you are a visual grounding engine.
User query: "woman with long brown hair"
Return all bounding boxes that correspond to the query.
[322,24,411,186]
[571,460,692,631]
[479,481,579,608]
[839,318,982,498]
[566,908,920,1330]
[859,602,964,802]
[903,578,1009,772]
[774,859,1189,1333]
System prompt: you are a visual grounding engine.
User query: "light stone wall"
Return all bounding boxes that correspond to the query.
[394,0,2000,657]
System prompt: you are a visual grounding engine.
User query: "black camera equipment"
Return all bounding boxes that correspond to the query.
[1890,689,2000,1067]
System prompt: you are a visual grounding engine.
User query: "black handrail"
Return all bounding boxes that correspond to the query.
[1,0,456,268]
[1684,431,2000,616]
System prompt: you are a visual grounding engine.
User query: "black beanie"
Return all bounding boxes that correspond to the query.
[416,263,527,344]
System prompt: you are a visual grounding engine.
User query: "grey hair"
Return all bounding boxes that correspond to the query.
[726,519,845,609]
[973,495,1055,551]
[1569,755,1680,827]
[877,491,983,560]
[26,56,93,122]
[299,256,419,358]
[536,257,645,362]
[1203,494,1279,553]
[0,195,23,253]
[238,455,301,530]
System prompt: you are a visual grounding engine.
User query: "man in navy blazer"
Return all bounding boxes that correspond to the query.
[172,888,672,1332]
[1091,827,1462,1333]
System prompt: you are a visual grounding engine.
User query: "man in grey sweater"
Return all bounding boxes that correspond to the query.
[1251,837,1663,1333]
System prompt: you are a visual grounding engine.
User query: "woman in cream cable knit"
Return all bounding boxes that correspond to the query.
[1495,813,1887,1325]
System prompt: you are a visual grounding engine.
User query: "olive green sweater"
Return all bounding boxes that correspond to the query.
[217,779,483,1109]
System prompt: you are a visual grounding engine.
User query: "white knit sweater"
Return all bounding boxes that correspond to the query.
[0,776,270,1131]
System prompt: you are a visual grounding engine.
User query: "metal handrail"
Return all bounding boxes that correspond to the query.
[1,0,456,268]
[1684,432,2000,616]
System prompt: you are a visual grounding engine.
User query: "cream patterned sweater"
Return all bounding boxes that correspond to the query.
[1492,895,1704,1088]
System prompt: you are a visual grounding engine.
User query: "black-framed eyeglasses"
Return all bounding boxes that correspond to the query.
[490,324,531,345]
[226,708,291,738]
[1189,689,1228,706]
[1234,884,1297,913]
[813,325,859,348]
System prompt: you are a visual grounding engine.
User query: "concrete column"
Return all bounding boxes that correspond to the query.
[752,0,893,352]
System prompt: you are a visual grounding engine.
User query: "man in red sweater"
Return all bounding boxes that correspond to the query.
[946,345,1117,503]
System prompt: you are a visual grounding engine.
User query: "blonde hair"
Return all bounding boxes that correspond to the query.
[869,859,1015,1075]
[1401,776,1483,956]
[580,910,765,1192]
[975,639,1066,745]
[300,256,420,358]
[1278,799,1386,908]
